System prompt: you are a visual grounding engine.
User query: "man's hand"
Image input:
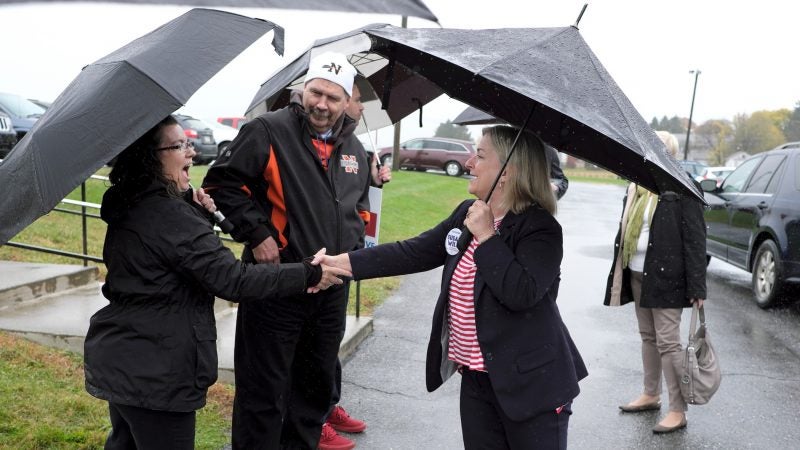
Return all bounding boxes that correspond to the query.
[307,248,353,293]
[253,236,280,264]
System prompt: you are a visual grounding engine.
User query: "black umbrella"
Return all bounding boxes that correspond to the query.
[250,24,701,201]
[245,24,442,135]
[0,0,439,22]
[0,8,284,245]
[452,106,497,126]
[369,25,701,200]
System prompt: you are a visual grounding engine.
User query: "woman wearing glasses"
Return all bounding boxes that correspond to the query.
[83,115,349,449]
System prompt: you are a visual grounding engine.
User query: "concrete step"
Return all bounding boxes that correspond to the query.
[0,261,98,310]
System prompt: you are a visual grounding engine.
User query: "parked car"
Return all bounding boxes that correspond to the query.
[27,98,51,110]
[0,92,45,141]
[203,118,238,158]
[377,137,476,177]
[701,143,800,308]
[0,112,18,158]
[217,116,247,129]
[174,114,216,164]
[678,159,707,178]
[695,166,734,187]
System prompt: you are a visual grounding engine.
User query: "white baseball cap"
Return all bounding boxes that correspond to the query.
[304,51,357,97]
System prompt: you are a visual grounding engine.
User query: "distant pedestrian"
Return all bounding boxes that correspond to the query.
[84,115,347,449]
[320,125,588,449]
[604,130,707,434]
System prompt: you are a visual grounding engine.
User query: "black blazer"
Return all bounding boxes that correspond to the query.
[349,200,587,421]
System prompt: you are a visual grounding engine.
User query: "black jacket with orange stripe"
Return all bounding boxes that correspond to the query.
[202,105,371,264]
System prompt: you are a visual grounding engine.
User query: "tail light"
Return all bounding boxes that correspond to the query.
[184,129,198,139]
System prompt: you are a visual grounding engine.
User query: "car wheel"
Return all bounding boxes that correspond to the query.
[381,155,393,167]
[752,239,784,309]
[445,161,462,177]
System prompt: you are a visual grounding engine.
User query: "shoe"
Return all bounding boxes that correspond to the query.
[618,401,661,412]
[653,418,687,434]
[328,405,367,433]
[318,422,355,450]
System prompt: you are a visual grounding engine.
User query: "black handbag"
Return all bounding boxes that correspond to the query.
[680,304,721,405]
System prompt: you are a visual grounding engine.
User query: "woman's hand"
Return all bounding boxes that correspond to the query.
[691,298,705,309]
[464,200,496,244]
[192,187,217,214]
[307,248,353,293]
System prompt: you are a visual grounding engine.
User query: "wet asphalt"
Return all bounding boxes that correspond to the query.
[333,181,800,449]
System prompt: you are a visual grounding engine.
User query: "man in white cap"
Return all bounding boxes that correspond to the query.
[203,51,370,450]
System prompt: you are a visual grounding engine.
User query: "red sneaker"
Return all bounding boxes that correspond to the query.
[327,405,367,433]
[318,422,355,450]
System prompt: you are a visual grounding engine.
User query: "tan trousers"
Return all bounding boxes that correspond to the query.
[630,271,687,412]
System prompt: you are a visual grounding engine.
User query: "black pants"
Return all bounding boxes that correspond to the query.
[232,286,348,449]
[459,369,572,450]
[105,402,195,450]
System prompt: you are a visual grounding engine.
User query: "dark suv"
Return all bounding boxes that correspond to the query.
[701,142,800,307]
[0,112,17,158]
[378,137,476,177]
[0,92,45,142]
[174,114,216,164]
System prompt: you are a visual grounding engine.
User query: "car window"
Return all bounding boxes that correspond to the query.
[182,118,209,129]
[422,140,441,150]
[0,93,46,118]
[722,157,761,193]
[405,140,424,150]
[796,156,800,191]
[221,119,233,127]
[745,155,785,194]
[445,142,467,152]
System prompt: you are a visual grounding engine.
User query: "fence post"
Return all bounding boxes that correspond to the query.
[81,182,88,266]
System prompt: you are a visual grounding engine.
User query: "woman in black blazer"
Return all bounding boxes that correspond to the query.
[320,125,587,449]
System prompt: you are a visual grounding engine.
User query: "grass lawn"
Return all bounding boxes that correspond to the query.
[0,168,471,448]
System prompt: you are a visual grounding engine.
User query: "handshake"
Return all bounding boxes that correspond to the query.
[306,248,354,294]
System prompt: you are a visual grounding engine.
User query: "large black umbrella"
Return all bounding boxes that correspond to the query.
[249,24,701,201]
[0,8,284,245]
[452,106,497,126]
[0,0,439,22]
[246,24,442,135]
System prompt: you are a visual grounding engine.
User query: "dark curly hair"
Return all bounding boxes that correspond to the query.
[109,115,181,204]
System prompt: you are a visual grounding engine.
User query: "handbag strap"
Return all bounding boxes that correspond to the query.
[687,303,706,345]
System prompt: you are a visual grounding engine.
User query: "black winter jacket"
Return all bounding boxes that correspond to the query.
[202,104,370,263]
[604,183,707,308]
[84,183,311,412]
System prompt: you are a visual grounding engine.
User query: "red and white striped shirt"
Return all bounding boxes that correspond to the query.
[447,218,502,371]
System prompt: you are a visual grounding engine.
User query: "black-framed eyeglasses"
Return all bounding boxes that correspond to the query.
[155,141,194,152]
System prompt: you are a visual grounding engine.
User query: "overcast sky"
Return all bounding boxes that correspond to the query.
[3,0,799,146]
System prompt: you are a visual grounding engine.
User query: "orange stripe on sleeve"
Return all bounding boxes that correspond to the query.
[264,144,289,248]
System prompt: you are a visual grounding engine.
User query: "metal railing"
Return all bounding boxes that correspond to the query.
[5,174,108,265]
[3,174,362,316]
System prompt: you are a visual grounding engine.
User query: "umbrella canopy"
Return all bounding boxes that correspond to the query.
[0,0,439,22]
[250,24,701,201]
[452,106,497,126]
[0,8,284,245]
[246,24,442,135]
[368,25,701,200]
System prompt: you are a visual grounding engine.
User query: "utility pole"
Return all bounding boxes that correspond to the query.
[684,69,701,160]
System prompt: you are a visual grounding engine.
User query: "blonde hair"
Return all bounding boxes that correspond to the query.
[482,125,556,215]
[655,130,679,157]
